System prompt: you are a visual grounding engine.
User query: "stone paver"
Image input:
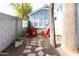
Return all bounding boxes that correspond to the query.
[38,50,44,56]
[35,47,43,51]
[37,41,41,44]
[38,38,43,41]
[31,41,37,43]
[25,46,32,49]
[46,54,51,56]
[37,43,42,46]
[28,53,36,56]
[23,49,31,54]
[30,42,37,46]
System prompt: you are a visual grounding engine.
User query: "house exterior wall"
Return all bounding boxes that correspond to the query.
[0,13,22,52]
[54,3,63,35]
[29,9,50,29]
[76,4,79,48]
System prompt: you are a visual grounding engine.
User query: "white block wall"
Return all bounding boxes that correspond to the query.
[0,13,22,52]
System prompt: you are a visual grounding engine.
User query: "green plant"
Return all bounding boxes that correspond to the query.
[10,3,32,20]
[16,36,23,41]
[16,33,25,41]
[21,31,25,37]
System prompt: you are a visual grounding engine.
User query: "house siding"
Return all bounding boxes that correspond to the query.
[29,9,50,29]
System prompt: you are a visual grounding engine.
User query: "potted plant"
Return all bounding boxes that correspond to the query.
[15,33,25,47]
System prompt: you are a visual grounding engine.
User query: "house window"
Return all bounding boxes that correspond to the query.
[39,19,44,26]
[44,19,49,27]
[34,21,38,26]
[33,19,39,27]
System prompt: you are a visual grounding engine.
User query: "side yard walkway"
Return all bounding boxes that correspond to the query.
[0,36,67,56]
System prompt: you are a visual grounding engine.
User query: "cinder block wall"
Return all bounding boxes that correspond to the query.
[0,13,22,52]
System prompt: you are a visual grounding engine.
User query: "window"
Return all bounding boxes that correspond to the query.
[39,19,44,26]
[44,19,49,27]
[34,20,38,26]
[33,19,39,27]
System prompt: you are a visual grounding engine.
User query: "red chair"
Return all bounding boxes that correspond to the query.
[42,27,50,37]
[26,27,37,37]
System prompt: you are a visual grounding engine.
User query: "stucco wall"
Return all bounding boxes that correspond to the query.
[54,3,63,35]
[76,4,79,47]
[0,13,22,52]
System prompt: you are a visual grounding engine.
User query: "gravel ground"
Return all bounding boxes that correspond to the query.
[0,36,65,56]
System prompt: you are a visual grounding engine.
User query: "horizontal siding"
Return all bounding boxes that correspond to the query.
[30,9,50,29]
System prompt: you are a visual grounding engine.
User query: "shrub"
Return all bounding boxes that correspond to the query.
[16,36,23,41]
[16,33,25,41]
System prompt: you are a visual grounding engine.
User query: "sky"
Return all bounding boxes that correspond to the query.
[0,3,15,16]
[0,3,46,16]
[0,0,53,3]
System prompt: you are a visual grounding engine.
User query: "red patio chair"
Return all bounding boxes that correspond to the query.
[26,26,37,37]
[41,27,50,37]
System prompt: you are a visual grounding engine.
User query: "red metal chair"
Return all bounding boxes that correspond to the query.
[26,26,37,37]
[41,27,50,37]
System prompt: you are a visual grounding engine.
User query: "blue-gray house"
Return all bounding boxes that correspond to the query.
[29,5,50,29]
[29,4,63,35]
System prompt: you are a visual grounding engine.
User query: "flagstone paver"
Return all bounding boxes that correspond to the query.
[25,46,32,49]
[38,50,44,56]
[37,41,41,44]
[30,41,37,45]
[35,47,43,51]
[46,54,51,56]
[23,49,31,54]
[37,43,42,46]
[31,41,37,43]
